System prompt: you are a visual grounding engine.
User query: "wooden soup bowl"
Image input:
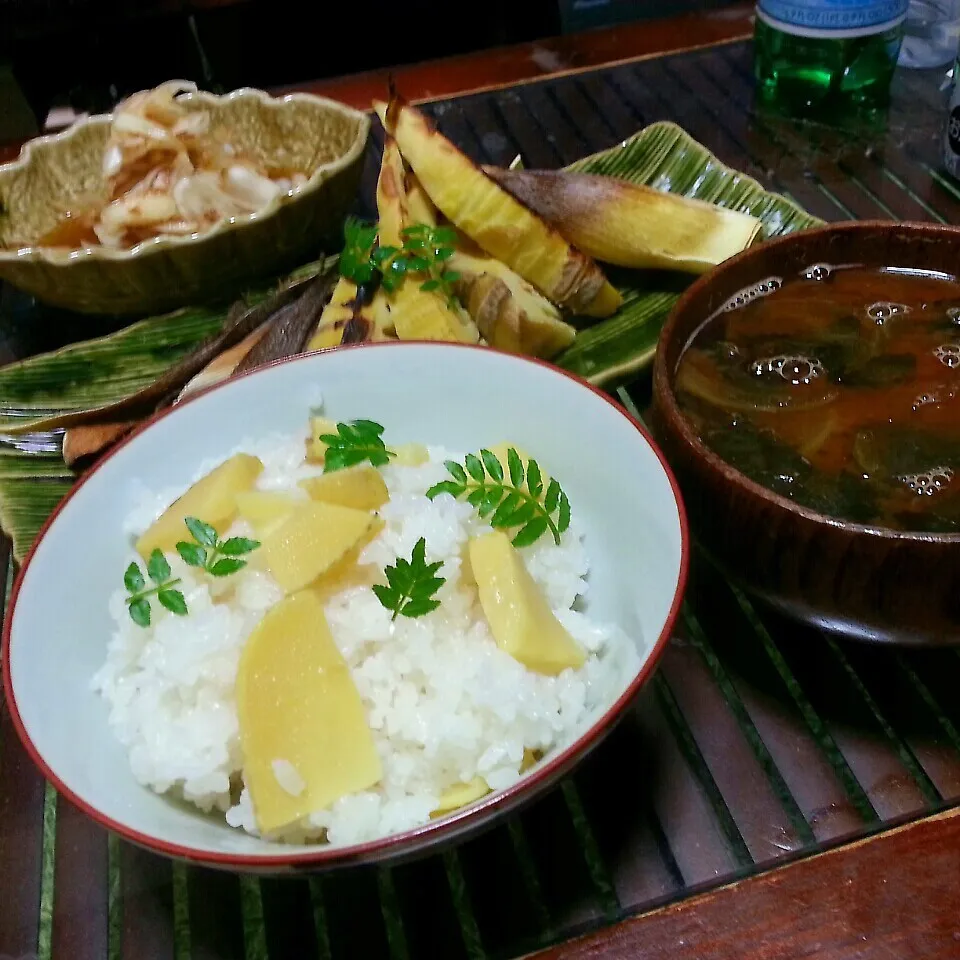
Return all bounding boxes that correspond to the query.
[651,221,960,646]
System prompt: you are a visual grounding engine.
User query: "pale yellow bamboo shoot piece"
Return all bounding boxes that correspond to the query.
[483,167,763,275]
[405,170,437,227]
[236,591,382,834]
[377,138,407,248]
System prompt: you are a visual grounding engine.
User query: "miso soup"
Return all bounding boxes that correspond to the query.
[675,264,960,533]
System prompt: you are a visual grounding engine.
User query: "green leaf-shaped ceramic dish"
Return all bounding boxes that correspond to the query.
[0,87,370,315]
[556,120,822,384]
[0,120,819,561]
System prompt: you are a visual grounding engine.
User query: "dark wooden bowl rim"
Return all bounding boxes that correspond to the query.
[654,219,960,545]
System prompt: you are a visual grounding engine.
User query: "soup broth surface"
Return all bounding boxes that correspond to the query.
[675,264,960,532]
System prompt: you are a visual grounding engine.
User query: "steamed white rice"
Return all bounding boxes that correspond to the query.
[93,431,640,845]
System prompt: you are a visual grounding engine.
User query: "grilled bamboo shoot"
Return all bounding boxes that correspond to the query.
[406,171,575,357]
[376,137,479,343]
[453,243,576,357]
[374,96,621,318]
[307,276,392,351]
[234,271,336,373]
[484,167,762,274]
[405,170,437,227]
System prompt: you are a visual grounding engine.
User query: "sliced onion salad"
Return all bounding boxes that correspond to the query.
[63,81,308,249]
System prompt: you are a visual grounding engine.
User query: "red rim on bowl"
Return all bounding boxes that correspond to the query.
[2,341,690,870]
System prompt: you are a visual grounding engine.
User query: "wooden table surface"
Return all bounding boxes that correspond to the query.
[3,6,960,960]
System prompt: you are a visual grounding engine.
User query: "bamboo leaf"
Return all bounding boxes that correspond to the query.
[556,121,822,386]
[0,255,329,435]
[0,476,74,561]
[0,305,228,432]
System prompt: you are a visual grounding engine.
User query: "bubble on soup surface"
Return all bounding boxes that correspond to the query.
[867,302,911,324]
[898,467,954,496]
[751,354,824,385]
[720,276,783,313]
[802,263,834,281]
[934,343,960,367]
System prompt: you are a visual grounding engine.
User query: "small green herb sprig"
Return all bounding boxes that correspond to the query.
[373,537,446,621]
[427,448,570,547]
[124,550,187,627]
[341,219,460,308]
[321,420,395,473]
[176,517,260,577]
[339,217,378,286]
[124,518,260,628]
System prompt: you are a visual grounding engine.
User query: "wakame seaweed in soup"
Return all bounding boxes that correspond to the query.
[675,264,960,533]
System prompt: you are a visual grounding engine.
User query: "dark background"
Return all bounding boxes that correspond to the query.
[0,0,738,141]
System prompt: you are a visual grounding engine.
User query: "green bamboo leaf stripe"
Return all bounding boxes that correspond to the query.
[559,291,679,380]
[0,456,72,478]
[0,477,74,561]
[0,258,330,433]
[0,305,229,422]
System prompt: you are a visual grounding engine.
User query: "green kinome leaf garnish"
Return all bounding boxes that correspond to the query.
[339,216,379,287]
[338,218,460,307]
[176,516,260,578]
[124,549,187,628]
[320,420,395,473]
[427,448,571,547]
[399,223,460,308]
[373,537,446,621]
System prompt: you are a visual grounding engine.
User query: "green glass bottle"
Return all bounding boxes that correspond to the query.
[755,1,909,120]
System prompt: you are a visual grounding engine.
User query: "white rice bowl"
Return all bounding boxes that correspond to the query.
[92,429,641,847]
